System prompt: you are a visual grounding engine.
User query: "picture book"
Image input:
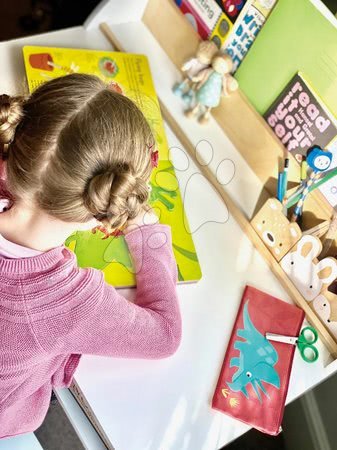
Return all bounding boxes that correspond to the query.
[175,0,278,71]
[175,0,233,47]
[23,46,202,287]
[235,0,337,117]
[223,0,277,72]
[215,1,247,23]
[264,73,337,160]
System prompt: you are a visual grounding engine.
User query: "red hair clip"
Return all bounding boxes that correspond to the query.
[107,81,124,95]
[92,225,124,240]
[151,150,159,168]
[148,143,159,168]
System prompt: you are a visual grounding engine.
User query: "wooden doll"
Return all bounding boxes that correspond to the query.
[185,53,238,124]
[172,40,218,105]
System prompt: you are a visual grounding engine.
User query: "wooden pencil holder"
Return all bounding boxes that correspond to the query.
[282,236,337,344]
[251,198,337,301]
[250,196,337,354]
[251,198,302,262]
[280,235,337,302]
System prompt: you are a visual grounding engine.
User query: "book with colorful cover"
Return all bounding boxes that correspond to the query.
[175,0,276,70]
[263,72,337,161]
[234,0,337,116]
[175,0,233,47]
[223,0,277,72]
[22,46,202,287]
[215,0,248,24]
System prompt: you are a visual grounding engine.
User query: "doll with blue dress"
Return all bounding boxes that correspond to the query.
[172,40,218,105]
[185,53,238,124]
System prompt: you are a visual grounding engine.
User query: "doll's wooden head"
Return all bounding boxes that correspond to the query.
[196,40,218,65]
[211,54,234,75]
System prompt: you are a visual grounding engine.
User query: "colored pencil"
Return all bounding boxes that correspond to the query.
[281,158,289,201]
[277,172,283,201]
[286,166,337,208]
[291,171,320,222]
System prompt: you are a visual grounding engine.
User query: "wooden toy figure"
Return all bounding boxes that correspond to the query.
[185,53,239,124]
[172,40,218,105]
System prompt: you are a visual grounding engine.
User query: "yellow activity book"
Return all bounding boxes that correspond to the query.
[23,46,202,286]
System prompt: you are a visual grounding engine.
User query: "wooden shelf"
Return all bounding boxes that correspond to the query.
[142,0,333,227]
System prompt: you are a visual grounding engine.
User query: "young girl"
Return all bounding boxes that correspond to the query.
[0,73,181,438]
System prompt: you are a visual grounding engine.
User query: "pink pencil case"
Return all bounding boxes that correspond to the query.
[212,285,305,435]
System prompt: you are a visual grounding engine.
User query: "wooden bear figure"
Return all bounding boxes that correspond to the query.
[251,199,302,261]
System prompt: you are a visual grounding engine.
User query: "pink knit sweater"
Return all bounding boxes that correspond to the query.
[0,224,181,438]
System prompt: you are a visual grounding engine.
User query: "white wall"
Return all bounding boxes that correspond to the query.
[84,0,149,29]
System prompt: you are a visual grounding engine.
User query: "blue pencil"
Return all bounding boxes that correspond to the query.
[277,172,284,201]
[281,158,289,201]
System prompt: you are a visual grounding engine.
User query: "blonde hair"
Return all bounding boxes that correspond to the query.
[0,74,154,229]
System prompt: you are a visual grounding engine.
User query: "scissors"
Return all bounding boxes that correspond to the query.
[265,327,319,363]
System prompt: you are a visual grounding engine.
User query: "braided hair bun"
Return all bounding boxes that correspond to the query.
[0,95,24,158]
[84,165,150,229]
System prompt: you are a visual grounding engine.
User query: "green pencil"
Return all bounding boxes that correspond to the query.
[286,166,337,208]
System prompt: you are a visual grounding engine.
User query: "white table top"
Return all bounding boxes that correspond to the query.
[1,19,337,450]
[0,433,43,450]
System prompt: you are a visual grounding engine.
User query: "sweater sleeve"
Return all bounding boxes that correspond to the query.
[50,224,181,359]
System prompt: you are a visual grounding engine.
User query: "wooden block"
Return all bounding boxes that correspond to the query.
[313,289,337,341]
[251,198,302,261]
[281,235,337,302]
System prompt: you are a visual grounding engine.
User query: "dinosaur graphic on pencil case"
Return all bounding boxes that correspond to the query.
[212,286,304,435]
[228,301,280,402]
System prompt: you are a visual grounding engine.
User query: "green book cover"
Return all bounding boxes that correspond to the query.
[235,0,337,117]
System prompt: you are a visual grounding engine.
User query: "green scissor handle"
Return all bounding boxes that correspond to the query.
[297,327,319,363]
